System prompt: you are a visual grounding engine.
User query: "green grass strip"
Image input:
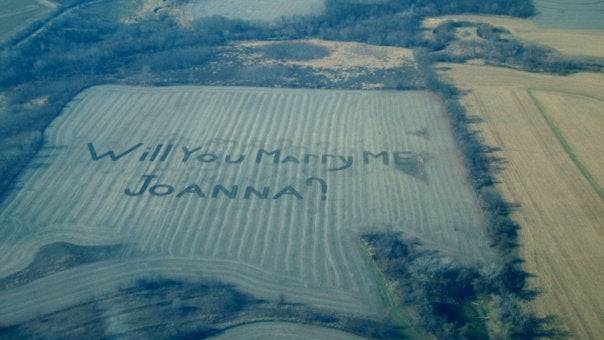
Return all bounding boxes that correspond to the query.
[358,241,429,340]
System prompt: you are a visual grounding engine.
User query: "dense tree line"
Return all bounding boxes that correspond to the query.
[411,48,571,337]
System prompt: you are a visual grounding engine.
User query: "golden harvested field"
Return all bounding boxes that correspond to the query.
[439,63,604,339]
[532,91,604,189]
[424,15,604,59]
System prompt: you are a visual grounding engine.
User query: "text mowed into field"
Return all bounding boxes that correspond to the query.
[0,86,492,322]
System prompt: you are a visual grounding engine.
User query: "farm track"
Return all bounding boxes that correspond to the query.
[0,0,101,51]
[441,63,604,339]
[527,89,603,199]
[0,85,493,324]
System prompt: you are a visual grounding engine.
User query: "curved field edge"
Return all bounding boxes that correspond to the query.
[208,321,365,339]
[0,257,374,322]
[0,274,397,339]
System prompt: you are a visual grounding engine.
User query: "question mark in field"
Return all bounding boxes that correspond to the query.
[306,177,327,201]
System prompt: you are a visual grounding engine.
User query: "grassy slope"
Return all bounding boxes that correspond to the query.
[0,0,52,43]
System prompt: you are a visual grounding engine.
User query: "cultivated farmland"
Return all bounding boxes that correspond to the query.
[0,85,493,327]
[439,63,604,339]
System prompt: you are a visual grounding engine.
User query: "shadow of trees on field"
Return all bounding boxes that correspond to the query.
[0,275,399,339]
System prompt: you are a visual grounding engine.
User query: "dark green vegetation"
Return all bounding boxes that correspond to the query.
[256,41,330,61]
[0,276,397,339]
[0,0,594,338]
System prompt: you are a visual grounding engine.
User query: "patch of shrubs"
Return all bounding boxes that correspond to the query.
[427,21,602,75]
[363,232,565,339]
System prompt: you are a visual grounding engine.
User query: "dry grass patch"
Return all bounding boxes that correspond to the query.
[439,63,604,340]
[235,39,417,87]
[0,86,492,325]
[238,39,415,71]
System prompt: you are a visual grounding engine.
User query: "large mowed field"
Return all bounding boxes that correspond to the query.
[0,0,54,43]
[0,86,493,327]
[439,63,604,339]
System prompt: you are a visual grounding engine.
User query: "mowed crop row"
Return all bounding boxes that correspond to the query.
[0,86,492,323]
[439,63,604,339]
